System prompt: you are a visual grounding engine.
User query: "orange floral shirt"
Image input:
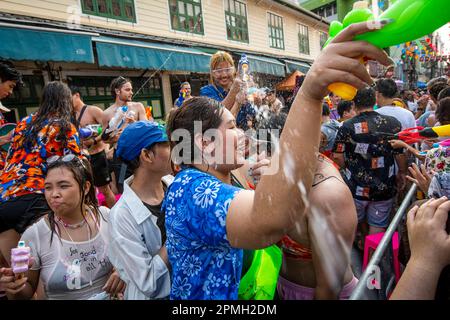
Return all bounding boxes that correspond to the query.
[0,112,7,171]
[0,114,81,201]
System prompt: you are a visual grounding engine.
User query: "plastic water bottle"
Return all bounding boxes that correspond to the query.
[239,54,250,82]
[126,110,136,121]
[105,106,128,135]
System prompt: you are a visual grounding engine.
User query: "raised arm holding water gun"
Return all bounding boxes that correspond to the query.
[229,54,253,118]
[162,21,392,300]
[324,0,450,100]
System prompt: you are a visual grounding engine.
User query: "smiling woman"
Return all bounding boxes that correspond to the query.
[164,21,393,300]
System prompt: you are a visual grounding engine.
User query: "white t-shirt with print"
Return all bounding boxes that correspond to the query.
[20,206,113,300]
[376,105,416,130]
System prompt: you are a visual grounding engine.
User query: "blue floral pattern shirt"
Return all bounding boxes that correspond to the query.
[162,168,243,300]
[200,84,227,102]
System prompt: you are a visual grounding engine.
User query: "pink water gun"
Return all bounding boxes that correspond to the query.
[11,241,30,278]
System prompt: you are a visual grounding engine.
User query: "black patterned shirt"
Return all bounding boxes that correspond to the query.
[333,111,403,201]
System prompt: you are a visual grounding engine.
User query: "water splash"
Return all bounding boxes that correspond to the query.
[283,152,296,185]
[297,180,310,210]
[308,205,351,297]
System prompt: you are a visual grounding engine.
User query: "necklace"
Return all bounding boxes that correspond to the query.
[56,216,87,229]
[60,214,93,287]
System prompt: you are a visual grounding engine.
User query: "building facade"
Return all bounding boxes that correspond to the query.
[0,0,329,122]
[300,0,356,22]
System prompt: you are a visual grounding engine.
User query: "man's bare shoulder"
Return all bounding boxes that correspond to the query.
[129,101,145,110]
[103,105,117,114]
[86,105,104,114]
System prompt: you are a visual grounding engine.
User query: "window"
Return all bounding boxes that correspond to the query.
[320,31,328,50]
[298,24,309,55]
[81,0,136,22]
[268,13,284,50]
[313,2,337,18]
[169,0,204,34]
[225,0,248,43]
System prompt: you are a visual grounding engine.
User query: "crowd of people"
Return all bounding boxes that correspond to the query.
[1,21,450,300]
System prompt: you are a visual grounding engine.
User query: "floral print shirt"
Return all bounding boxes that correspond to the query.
[425,146,450,173]
[0,114,81,201]
[333,111,403,201]
[162,168,243,300]
[428,172,450,199]
[0,112,7,171]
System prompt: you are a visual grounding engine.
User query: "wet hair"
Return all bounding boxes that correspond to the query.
[120,141,170,173]
[429,82,449,102]
[0,59,22,84]
[437,87,450,101]
[46,157,104,244]
[353,87,376,109]
[166,96,224,166]
[69,85,82,97]
[23,81,75,152]
[375,78,398,98]
[322,103,330,116]
[110,76,131,99]
[337,100,354,118]
[209,51,235,83]
[436,97,450,125]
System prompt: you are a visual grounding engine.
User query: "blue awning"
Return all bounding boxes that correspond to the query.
[93,37,211,73]
[246,54,285,76]
[285,60,311,74]
[0,24,95,63]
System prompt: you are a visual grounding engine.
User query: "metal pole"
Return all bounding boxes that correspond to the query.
[350,184,417,300]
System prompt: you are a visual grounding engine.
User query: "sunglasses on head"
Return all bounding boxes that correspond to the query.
[47,154,86,170]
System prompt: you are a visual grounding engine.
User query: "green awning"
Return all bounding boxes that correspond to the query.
[246,54,285,77]
[285,60,311,74]
[94,37,211,72]
[0,25,95,63]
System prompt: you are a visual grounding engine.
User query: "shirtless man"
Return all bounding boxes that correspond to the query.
[71,87,116,208]
[102,76,147,194]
